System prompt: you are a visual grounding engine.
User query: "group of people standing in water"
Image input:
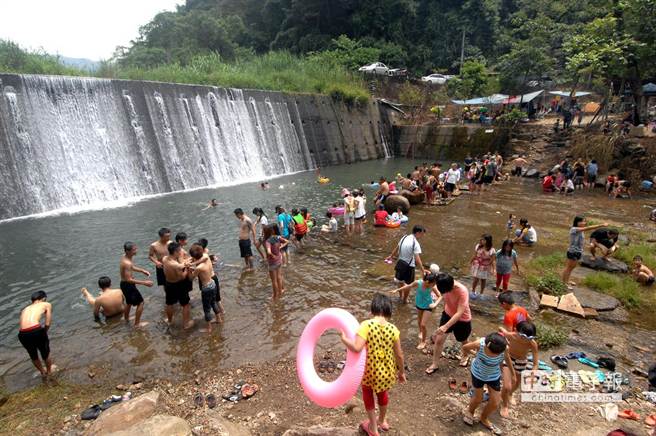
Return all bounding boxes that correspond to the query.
[15,150,653,435]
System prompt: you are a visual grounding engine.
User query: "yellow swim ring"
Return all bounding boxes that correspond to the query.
[318,177,330,184]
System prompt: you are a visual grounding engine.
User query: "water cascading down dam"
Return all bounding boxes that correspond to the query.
[0,74,392,220]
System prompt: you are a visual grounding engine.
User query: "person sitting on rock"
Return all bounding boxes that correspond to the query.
[589,227,619,260]
[632,255,654,286]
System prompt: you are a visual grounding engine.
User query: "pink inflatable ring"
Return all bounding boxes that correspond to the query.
[296,308,366,408]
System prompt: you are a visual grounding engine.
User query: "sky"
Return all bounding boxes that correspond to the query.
[0,0,181,60]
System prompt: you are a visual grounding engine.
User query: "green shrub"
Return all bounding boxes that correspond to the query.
[583,272,643,309]
[532,272,568,296]
[535,322,568,349]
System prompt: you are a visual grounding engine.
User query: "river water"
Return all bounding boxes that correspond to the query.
[0,158,653,392]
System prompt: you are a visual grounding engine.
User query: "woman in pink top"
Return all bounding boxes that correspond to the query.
[426,273,472,374]
[470,234,496,295]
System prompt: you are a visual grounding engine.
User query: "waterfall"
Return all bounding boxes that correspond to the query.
[0,74,389,220]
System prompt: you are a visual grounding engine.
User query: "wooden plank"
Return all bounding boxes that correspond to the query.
[540,294,559,309]
[557,293,586,318]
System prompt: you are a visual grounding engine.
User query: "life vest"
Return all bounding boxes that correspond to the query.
[293,214,307,235]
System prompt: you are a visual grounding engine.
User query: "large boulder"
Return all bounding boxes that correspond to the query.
[384,194,410,214]
[523,168,540,178]
[107,415,191,436]
[580,255,628,273]
[86,391,159,436]
[573,286,621,311]
[400,189,425,205]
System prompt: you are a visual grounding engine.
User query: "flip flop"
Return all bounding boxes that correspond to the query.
[379,421,390,432]
[425,366,438,375]
[481,420,503,435]
[241,383,259,399]
[448,378,457,392]
[359,419,379,436]
[462,412,475,426]
[459,381,469,394]
[565,352,587,360]
[98,399,115,411]
[550,355,568,369]
[194,393,204,408]
[206,394,217,409]
[578,370,592,385]
[618,409,640,420]
[645,414,656,426]
[578,357,600,368]
[80,405,102,420]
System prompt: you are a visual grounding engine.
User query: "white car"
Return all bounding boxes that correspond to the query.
[421,73,455,85]
[358,62,389,75]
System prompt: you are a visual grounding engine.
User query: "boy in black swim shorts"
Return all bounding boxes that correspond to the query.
[18,290,53,377]
[119,242,153,327]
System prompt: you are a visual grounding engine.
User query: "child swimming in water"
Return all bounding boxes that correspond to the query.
[341,293,405,436]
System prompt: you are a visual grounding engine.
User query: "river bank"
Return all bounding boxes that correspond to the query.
[2,157,656,435]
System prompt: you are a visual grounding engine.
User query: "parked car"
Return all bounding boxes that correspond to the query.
[420,73,455,85]
[387,68,407,77]
[358,62,389,75]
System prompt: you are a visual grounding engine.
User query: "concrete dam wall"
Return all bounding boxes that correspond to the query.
[0,73,392,220]
[393,124,510,161]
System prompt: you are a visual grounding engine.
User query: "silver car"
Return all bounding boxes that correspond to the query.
[420,73,455,85]
[358,62,389,75]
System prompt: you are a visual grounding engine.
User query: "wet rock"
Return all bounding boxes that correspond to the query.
[86,391,159,435]
[400,189,425,205]
[384,194,410,214]
[579,255,628,273]
[107,415,191,436]
[523,168,540,178]
[282,426,359,436]
[573,287,620,311]
[207,415,252,436]
[596,306,629,324]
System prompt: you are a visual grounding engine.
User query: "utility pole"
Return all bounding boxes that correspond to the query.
[459,28,466,75]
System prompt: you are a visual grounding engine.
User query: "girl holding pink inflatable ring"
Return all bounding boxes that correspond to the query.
[341,293,406,436]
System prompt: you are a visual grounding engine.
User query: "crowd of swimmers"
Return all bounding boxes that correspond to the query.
[15,153,655,435]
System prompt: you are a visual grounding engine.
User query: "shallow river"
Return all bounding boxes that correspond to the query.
[0,158,653,392]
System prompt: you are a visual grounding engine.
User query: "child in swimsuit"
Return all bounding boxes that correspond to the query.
[498,321,538,418]
[341,293,406,436]
[462,333,514,435]
[389,273,441,350]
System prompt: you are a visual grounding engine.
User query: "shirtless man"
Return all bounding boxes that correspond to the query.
[234,208,256,270]
[189,244,221,332]
[119,242,153,327]
[194,238,224,316]
[375,176,390,206]
[18,291,53,377]
[163,242,193,329]
[149,227,171,292]
[81,276,125,321]
[511,156,528,177]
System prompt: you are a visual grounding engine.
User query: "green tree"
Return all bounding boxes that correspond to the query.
[447,60,494,98]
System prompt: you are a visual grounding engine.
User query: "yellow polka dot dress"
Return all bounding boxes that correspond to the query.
[357,319,400,393]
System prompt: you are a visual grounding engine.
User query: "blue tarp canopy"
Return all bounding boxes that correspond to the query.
[643,83,656,94]
[451,94,508,105]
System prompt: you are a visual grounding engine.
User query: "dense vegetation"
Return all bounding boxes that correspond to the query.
[2,0,655,100]
[115,0,656,91]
